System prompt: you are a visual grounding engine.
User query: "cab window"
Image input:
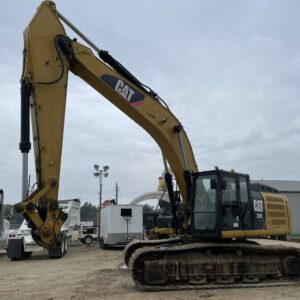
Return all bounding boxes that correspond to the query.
[222,176,240,230]
[193,175,217,231]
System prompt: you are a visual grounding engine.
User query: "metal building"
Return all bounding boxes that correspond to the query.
[252,180,300,236]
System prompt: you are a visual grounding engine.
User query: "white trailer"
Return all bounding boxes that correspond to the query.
[99,204,143,248]
[7,198,80,260]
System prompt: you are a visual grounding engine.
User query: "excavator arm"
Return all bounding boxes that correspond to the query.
[14,1,198,251]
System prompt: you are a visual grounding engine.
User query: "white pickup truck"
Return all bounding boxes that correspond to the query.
[7,199,80,260]
[78,222,98,244]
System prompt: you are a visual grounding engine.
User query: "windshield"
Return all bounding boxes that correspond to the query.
[193,175,217,231]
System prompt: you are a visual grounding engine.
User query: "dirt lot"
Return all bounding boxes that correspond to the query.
[1,240,300,300]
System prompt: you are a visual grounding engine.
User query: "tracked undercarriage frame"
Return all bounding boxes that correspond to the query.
[125,239,300,291]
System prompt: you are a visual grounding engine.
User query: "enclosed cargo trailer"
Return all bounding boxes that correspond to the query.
[99,204,143,248]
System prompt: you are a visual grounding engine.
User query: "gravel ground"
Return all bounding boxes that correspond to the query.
[0,239,300,300]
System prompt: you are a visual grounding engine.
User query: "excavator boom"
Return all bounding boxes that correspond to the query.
[15,1,197,252]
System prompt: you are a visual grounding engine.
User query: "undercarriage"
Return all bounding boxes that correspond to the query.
[125,239,300,291]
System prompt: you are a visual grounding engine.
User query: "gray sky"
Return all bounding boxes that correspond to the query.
[0,0,299,205]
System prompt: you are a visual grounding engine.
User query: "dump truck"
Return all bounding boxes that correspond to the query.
[8,199,80,260]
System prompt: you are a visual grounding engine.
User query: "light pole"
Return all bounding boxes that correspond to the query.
[94,164,109,237]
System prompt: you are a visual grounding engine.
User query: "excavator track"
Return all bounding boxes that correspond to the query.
[128,241,300,291]
[124,237,181,266]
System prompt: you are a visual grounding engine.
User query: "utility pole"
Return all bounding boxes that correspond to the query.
[115,182,119,204]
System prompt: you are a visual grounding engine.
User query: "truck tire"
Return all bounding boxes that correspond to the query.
[48,235,66,258]
[7,239,27,261]
[84,235,93,245]
[25,251,32,258]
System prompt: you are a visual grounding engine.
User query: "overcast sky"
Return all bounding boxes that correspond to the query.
[0,0,299,205]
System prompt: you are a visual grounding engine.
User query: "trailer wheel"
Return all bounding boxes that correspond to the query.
[100,238,107,249]
[25,251,32,258]
[7,239,27,260]
[48,235,66,258]
[84,235,93,245]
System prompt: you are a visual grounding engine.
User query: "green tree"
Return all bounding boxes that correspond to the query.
[80,202,97,222]
[143,204,155,213]
[143,204,155,229]
[3,204,24,229]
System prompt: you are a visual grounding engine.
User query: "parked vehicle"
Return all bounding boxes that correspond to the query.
[99,204,143,249]
[7,199,80,260]
[79,223,98,244]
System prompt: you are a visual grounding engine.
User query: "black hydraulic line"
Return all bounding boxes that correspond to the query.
[99,51,149,94]
[99,50,171,110]
[99,50,158,98]
[183,170,192,204]
[30,36,66,85]
[102,50,172,110]
[19,80,31,153]
[164,172,178,234]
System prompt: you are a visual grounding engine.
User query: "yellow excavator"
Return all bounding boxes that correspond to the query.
[14,1,300,290]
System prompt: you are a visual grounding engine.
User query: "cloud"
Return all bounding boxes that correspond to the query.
[0,0,299,205]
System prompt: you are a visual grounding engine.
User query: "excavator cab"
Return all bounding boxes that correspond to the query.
[191,169,252,239]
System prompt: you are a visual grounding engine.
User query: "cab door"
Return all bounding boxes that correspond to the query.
[221,175,241,230]
[238,175,252,229]
[220,173,252,231]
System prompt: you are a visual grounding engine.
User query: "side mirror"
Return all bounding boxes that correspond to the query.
[210,179,217,189]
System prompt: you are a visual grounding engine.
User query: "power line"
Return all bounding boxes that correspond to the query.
[1,163,22,172]
[0,181,20,190]
[0,172,21,181]
[0,171,21,180]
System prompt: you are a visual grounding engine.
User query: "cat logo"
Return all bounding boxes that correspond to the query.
[101,74,145,106]
[115,79,135,102]
[253,199,264,213]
